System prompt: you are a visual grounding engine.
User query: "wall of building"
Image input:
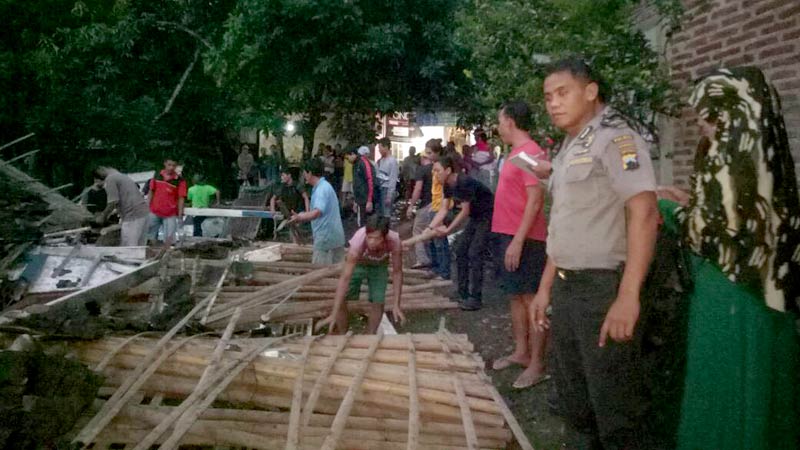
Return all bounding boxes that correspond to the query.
[666,0,800,187]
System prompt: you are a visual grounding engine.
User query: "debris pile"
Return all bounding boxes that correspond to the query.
[196,244,459,330]
[68,331,527,449]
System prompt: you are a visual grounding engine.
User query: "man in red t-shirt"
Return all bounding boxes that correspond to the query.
[491,101,550,389]
[147,158,187,245]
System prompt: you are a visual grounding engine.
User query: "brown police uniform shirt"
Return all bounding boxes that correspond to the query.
[547,107,657,270]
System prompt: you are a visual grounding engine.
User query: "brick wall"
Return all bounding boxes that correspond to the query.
[666,0,800,187]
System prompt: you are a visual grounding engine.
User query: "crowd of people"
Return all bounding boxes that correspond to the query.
[80,56,800,450]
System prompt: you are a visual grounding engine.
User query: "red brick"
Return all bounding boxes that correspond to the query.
[713,46,742,60]
[784,28,800,41]
[777,79,800,91]
[770,55,798,68]
[755,0,796,17]
[673,148,693,156]
[744,35,779,52]
[696,41,723,55]
[726,30,757,46]
[744,13,776,31]
[685,15,709,29]
[673,52,693,62]
[687,36,708,49]
[720,11,751,28]
[771,69,798,81]
[685,55,711,68]
[759,44,796,60]
[710,25,741,42]
[714,4,739,18]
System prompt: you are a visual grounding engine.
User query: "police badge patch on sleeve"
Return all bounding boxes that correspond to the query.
[621,152,640,171]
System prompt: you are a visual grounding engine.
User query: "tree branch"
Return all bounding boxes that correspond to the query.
[153,48,201,123]
[155,21,212,49]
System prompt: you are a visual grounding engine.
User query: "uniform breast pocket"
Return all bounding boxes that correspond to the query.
[563,163,600,208]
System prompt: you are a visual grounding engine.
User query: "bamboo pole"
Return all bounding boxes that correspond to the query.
[131,334,293,450]
[438,331,479,450]
[407,333,419,450]
[285,336,317,450]
[200,261,231,324]
[157,335,295,450]
[301,332,352,429]
[73,327,211,446]
[320,333,383,450]
[442,328,536,450]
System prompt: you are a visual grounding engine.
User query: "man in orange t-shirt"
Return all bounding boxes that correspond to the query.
[490,101,550,389]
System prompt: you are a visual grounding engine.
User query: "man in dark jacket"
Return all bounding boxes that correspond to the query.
[346,146,381,226]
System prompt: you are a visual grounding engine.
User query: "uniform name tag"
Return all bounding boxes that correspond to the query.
[612,135,633,143]
[568,156,593,166]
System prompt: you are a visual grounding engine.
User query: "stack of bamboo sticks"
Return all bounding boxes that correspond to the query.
[69,332,532,450]
[197,244,458,330]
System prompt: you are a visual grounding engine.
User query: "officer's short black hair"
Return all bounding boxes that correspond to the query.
[282,166,300,181]
[546,57,609,103]
[437,153,461,173]
[365,214,390,236]
[302,158,325,177]
[500,100,534,131]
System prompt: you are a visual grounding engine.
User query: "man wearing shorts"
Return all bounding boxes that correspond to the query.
[491,101,550,389]
[315,215,406,334]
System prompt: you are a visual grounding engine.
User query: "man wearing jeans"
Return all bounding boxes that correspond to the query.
[92,166,149,246]
[428,154,494,311]
[289,158,345,265]
[147,158,187,245]
[406,148,434,268]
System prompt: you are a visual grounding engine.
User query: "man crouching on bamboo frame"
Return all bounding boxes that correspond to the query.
[315,215,407,334]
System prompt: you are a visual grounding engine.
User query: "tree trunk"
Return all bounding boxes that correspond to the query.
[301,110,325,161]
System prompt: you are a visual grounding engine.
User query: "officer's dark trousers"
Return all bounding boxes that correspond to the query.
[550,268,647,450]
[454,218,490,300]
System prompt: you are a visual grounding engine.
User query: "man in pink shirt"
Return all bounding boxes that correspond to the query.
[315,215,407,334]
[491,101,550,389]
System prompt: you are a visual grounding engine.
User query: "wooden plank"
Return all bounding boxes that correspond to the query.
[407,334,419,450]
[320,333,384,450]
[300,331,352,429]
[73,331,213,445]
[285,336,318,450]
[442,328,535,450]
[437,331,478,450]
[200,261,232,324]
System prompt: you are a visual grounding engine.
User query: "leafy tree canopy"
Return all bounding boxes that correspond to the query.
[457,0,681,144]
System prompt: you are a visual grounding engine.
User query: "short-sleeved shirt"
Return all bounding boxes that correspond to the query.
[343,159,354,182]
[105,170,149,220]
[444,174,494,221]
[272,182,305,213]
[149,170,188,218]
[414,164,433,207]
[491,141,548,241]
[347,227,401,267]
[187,184,218,209]
[431,173,443,212]
[547,106,657,270]
[309,177,345,251]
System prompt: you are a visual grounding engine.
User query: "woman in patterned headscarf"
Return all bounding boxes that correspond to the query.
[659,67,800,449]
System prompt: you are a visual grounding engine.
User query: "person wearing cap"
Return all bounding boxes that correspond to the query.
[376,137,398,218]
[406,145,435,269]
[529,57,659,449]
[346,146,380,226]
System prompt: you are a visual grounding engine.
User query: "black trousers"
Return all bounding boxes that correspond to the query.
[550,268,647,450]
[454,218,490,300]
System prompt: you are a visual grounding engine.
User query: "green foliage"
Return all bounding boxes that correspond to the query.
[205,0,472,158]
[457,0,682,143]
[1,0,242,195]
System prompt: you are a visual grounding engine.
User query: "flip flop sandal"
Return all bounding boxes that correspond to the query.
[492,356,525,371]
[512,373,551,390]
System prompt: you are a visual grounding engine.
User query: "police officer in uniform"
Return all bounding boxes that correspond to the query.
[530,58,660,449]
